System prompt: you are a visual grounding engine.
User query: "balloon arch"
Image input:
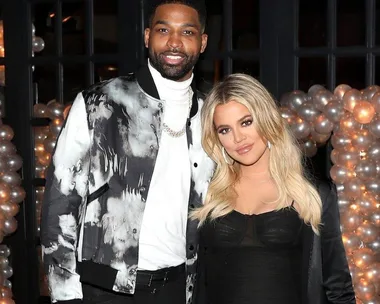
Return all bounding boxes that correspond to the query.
[280,84,380,303]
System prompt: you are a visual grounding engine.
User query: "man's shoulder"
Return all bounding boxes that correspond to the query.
[82,74,137,103]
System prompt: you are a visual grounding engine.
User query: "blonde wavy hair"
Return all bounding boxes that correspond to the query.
[191,73,322,234]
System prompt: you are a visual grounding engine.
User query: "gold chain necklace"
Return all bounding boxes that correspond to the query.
[162,88,192,138]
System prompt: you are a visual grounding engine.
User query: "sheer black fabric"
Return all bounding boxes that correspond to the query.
[199,206,304,304]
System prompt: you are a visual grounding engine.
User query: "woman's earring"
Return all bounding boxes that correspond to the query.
[222,147,234,165]
[267,141,271,150]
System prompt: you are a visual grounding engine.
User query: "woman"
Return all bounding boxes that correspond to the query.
[192,74,355,304]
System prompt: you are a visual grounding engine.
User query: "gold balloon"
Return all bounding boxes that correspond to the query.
[353,248,375,269]
[343,88,361,112]
[353,101,376,124]
[341,208,363,230]
[356,222,378,243]
[0,184,10,204]
[342,233,362,255]
[355,278,377,302]
[334,84,352,100]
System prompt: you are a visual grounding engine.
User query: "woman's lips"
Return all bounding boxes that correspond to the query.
[236,144,253,155]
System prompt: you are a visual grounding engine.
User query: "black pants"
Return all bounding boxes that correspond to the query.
[82,270,186,304]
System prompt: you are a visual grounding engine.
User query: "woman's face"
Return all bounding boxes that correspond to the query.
[213,100,269,168]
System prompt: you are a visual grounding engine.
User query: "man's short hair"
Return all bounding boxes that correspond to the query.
[145,0,207,32]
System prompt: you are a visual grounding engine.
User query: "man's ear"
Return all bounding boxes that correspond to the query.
[144,28,150,48]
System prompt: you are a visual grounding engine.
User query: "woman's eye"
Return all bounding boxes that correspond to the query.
[242,119,253,127]
[218,128,229,135]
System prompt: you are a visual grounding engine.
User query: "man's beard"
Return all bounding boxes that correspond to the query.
[149,50,200,81]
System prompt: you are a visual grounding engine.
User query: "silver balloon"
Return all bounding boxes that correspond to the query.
[9,185,26,204]
[313,113,334,134]
[0,245,10,257]
[334,84,352,100]
[47,101,65,119]
[287,90,308,111]
[330,132,352,150]
[330,164,354,184]
[290,119,311,139]
[0,256,8,269]
[49,118,64,136]
[6,154,23,171]
[280,107,298,124]
[0,142,16,156]
[1,265,12,279]
[3,217,17,235]
[336,146,360,168]
[370,91,380,113]
[308,84,325,96]
[0,202,19,218]
[356,194,376,216]
[330,149,339,164]
[0,156,8,172]
[343,88,361,112]
[365,179,380,196]
[352,129,374,151]
[310,129,331,144]
[296,102,321,122]
[0,172,21,187]
[355,159,378,181]
[361,85,380,101]
[339,112,361,133]
[343,179,365,199]
[368,115,380,138]
[32,36,45,52]
[3,278,12,289]
[43,135,57,154]
[0,125,14,141]
[313,89,334,111]
[301,139,317,157]
[33,104,49,118]
[323,99,345,123]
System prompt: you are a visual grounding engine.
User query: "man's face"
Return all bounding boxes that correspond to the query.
[144,3,208,82]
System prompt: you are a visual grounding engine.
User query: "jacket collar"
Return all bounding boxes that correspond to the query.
[136,64,199,118]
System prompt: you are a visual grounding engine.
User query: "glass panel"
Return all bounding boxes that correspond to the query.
[232,0,259,50]
[233,60,259,78]
[374,56,380,84]
[298,0,327,47]
[32,2,57,57]
[376,0,380,45]
[33,64,56,104]
[64,63,86,102]
[94,0,117,54]
[337,0,365,46]
[336,57,366,89]
[62,2,86,55]
[95,63,118,82]
[298,57,327,91]
[195,58,223,93]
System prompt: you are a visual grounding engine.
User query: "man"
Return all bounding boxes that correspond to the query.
[40,1,214,303]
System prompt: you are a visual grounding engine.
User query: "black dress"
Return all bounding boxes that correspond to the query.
[198,205,304,304]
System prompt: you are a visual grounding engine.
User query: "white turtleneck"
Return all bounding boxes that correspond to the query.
[138,61,193,270]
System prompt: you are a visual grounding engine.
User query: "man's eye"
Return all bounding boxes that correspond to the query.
[183,30,194,35]
[158,28,168,33]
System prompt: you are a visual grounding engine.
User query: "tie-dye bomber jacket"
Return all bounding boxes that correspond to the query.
[40,65,215,304]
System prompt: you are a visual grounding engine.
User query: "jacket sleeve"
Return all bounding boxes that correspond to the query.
[40,93,91,303]
[319,181,356,304]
